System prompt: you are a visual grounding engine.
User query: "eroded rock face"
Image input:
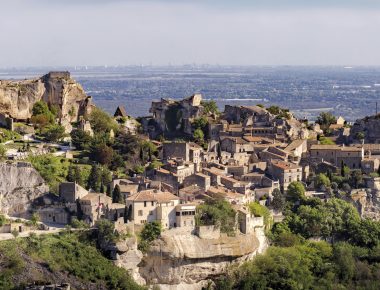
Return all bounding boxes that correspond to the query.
[0,71,93,123]
[0,162,49,217]
[138,228,265,288]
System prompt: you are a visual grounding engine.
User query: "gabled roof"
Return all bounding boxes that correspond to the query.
[114,105,128,117]
[127,190,179,203]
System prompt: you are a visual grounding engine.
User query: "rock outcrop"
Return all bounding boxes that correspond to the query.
[135,228,266,289]
[0,71,93,123]
[0,162,49,217]
[350,115,380,143]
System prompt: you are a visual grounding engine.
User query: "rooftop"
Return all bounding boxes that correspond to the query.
[127,190,179,203]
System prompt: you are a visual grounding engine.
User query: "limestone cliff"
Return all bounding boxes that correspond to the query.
[0,71,93,123]
[123,228,267,289]
[0,162,49,217]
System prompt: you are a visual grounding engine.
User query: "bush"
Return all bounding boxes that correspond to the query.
[138,221,162,252]
[248,202,271,228]
[196,199,236,235]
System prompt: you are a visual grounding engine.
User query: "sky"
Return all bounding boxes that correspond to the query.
[1,0,380,67]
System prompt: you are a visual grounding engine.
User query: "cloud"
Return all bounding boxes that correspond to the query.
[0,0,379,66]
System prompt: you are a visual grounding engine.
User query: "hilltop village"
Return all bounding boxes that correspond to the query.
[2,72,380,288]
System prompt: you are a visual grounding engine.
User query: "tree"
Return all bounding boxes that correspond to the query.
[11,229,19,239]
[350,170,363,189]
[112,184,124,204]
[90,143,114,166]
[248,202,271,227]
[271,188,285,212]
[70,129,92,150]
[42,124,66,142]
[0,214,6,226]
[193,128,204,143]
[88,107,118,134]
[196,199,236,235]
[31,213,40,226]
[138,221,162,252]
[87,164,102,191]
[32,101,52,117]
[74,166,84,186]
[67,165,75,182]
[356,131,365,142]
[316,112,337,131]
[0,144,6,161]
[201,100,219,115]
[286,181,305,203]
[124,205,132,223]
[314,173,331,190]
[96,219,119,245]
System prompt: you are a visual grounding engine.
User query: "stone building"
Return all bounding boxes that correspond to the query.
[183,173,211,190]
[38,207,70,224]
[59,182,88,203]
[126,190,180,229]
[78,193,113,225]
[267,160,303,191]
[175,204,196,228]
[310,144,364,169]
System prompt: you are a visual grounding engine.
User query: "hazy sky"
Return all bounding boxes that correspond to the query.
[1,0,380,67]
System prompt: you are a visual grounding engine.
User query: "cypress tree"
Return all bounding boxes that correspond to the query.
[88,164,101,191]
[67,165,75,182]
[112,184,123,203]
[74,166,83,186]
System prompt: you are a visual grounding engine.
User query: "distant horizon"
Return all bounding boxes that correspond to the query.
[1,1,380,67]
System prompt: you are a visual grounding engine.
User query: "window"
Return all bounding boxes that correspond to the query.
[176,212,180,216]
[138,210,143,216]
[149,211,153,216]
[151,201,154,206]
[144,201,147,207]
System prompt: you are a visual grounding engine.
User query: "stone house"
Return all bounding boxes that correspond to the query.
[220,137,252,154]
[284,139,307,161]
[267,160,303,191]
[59,182,88,203]
[226,165,248,178]
[310,144,364,169]
[259,146,288,162]
[111,179,139,199]
[175,204,196,228]
[361,157,380,174]
[126,190,180,229]
[179,185,206,202]
[78,193,113,225]
[183,173,211,190]
[207,186,250,204]
[38,207,70,224]
[235,205,265,235]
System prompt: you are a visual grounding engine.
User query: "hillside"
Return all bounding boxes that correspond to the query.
[0,232,144,290]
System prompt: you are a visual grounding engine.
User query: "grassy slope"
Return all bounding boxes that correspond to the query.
[0,232,144,290]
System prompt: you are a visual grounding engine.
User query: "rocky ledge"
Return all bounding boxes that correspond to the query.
[126,228,266,289]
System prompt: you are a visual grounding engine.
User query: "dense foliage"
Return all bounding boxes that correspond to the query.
[196,199,236,235]
[138,221,162,252]
[0,232,144,290]
[217,241,380,290]
[218,197,380,289]
[29,155,69,194]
